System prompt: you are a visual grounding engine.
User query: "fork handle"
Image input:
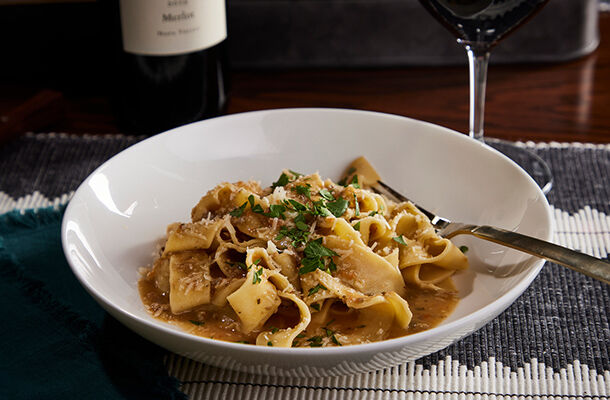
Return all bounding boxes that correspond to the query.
[454,225,610,284]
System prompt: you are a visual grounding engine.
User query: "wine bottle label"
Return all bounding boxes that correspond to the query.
[119,0,227,55]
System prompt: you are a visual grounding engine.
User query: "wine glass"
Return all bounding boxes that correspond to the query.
[420,0,553,193]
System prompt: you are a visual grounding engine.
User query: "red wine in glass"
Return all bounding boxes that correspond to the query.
[420,0,549,48]
[420,0,553,193]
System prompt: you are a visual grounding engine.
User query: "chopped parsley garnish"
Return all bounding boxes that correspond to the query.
[230,261,248,271]
[293,184,312,199]
[248,195,265,214]
[299,238,339,275]
[295,220,309,231]
[271,172,290,189]
[276,225,310,248]
[338,167,356,186]
[235,340,250,344]
[252,267,263,285]
[304,238,337,259]
[350,174,360,189]
[189,320,204,326]
[266,204,286,219]
[270,327,279,334]
[283,198,308,212]
[310,303,321,311]
[353,221,361,231]
[295,333,306,339]
[353,194,360,216]
[318,189,334,201]
[369,205,384,217]
[323,327,341,345]
[229,201,248,217]
[289,170,303,178]
[307,283,327,296]
[393,235,408,246]
[310,199,332,217]
[325,197,349,217]
[307,336,323,347]
[460,245,469,254]
[300,257,324,275]
[267,341,273,346]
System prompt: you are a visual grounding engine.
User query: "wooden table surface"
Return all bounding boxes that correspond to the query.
[1,13,610,144]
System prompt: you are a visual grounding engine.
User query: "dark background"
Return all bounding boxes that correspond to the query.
[0,0,600,91]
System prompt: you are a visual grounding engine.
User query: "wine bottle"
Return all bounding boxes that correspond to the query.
[116,0,229,135]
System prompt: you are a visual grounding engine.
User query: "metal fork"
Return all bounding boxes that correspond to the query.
[374,180,610,284]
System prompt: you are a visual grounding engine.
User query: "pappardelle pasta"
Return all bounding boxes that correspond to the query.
[139,157,468,347]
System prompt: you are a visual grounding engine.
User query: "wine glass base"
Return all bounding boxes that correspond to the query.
[484,138,553,194]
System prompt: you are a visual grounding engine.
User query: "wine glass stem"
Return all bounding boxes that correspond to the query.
[466,45,490,142]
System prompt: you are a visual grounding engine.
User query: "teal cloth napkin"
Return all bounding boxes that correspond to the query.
[0,207,186,400]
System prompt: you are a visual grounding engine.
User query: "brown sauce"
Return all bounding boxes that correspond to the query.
[139,275,459,346]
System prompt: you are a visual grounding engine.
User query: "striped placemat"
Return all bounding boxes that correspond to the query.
[1,133,608,399]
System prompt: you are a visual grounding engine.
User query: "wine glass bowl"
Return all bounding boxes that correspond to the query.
[420,0,550,49]
[419,0,552,192]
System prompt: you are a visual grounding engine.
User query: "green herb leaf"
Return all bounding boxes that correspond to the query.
[189,320,204,326]
[252,266,264,284]
[353,221,361,231]
[310,303,321,312]
[271,173,290,189]
[308,283,327,296]
[267,341,273,346]
[353,194,360,216]
[270,327,279,334]
[306,335,323,347]
[285,199,308,212]
[330,334,341,346]
[265,204,286,219]
[393,235,408,246]
[289,170,303,178]
[326,197,349,217]
[299,256,324,275]
[276,226,310,247]
[230,261,248,271]
[229,201,248,217]
[350,174,360,189]
[247,195,265,214]
[295,220,309,232]
[311,200,332,217]
[304,238,338,259]
[460,245,469,254]
[318,189,335,201]
[293,184,312,199]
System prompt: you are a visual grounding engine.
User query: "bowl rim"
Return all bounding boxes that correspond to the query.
[61,107,551,357]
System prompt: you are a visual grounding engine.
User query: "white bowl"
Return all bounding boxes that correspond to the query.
[62,108,552,377]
